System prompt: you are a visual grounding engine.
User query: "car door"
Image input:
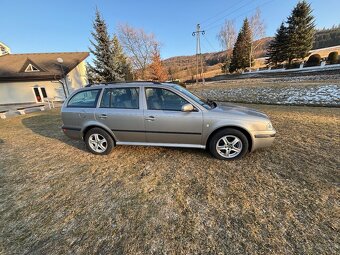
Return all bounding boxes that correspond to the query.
[95,87,145,142]
[62,88,101,133]
[143,87,203,145]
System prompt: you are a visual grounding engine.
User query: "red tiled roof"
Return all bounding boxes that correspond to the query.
[0,52,89,82]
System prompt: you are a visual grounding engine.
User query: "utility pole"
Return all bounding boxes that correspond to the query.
[192,24,205,85]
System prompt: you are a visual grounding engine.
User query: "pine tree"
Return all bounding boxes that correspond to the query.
[87,9,120,83]
[266,22,289,66]
[112,34,133,81]
[149,44,168,81]
[286,0,315,64]
[229,18,252,72]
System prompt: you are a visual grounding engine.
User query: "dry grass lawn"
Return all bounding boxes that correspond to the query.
[0,105,339,254]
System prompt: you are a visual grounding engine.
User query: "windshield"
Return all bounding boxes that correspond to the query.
[172,85,215,109]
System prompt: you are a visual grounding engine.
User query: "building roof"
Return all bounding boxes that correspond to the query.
[0,52,89,82]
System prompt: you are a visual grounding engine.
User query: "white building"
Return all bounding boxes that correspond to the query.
[0,42,11,56]
[0,51,89,105]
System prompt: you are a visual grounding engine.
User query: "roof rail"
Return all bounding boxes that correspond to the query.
[85,80,162,87]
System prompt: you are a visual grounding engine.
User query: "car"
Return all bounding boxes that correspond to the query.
[61,82,276,160]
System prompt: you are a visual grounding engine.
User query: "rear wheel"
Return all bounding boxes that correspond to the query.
[85,128,114,155]
[209,128,249,160]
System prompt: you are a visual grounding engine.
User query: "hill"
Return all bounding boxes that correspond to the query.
[163,37,272,81]
[313,25,340,49]
[163,27,340,81]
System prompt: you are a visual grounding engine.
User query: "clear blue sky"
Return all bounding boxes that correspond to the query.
[1,0,339,59]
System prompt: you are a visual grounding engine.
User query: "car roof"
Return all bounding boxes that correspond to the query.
[84,82,178,89]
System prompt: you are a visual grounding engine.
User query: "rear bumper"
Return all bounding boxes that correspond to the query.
[61,126,82,140]
[251,130,276,151]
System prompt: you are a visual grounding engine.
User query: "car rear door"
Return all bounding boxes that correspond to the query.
[95,87,146,142]
[62,88,101,138]
[143,87,203,145]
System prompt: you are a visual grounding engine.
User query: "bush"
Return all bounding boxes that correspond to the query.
[305,54,321,67]
[328,51,339,64]
[271,64,285,70]
[286,62,302,69]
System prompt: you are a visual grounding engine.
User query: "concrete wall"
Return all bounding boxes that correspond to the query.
[0,61,88,105]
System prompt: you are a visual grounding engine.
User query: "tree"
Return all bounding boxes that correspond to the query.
[87,9,122,83]
[313,25,340,49]
[117,24,158,79]
[266,22,289,66]
[229,18,252,72]
[249,8,266,68]
[217,20,236,73]
[148,44,168,81]
[286,0,315,64]
[112,34,133,80]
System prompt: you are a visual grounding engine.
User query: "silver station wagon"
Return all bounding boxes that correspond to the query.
[61,82,276,160]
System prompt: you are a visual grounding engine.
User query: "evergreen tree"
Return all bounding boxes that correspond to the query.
[286,0,315,64]
[87,9,120,83]
[266,22,289,66]
[112,34,133,81]
[229,18,252,72]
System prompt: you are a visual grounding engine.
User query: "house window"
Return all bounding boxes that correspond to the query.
[25,64,40,72]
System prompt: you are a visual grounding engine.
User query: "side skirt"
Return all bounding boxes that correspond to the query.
[116,141,206,149]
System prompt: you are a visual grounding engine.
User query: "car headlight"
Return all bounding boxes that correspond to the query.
[267,122,274,130]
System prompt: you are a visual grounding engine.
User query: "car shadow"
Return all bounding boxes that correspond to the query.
[21,114,211,157]
[21,115,85,151]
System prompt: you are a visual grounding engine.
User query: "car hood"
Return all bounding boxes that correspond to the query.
[210,103,269,119]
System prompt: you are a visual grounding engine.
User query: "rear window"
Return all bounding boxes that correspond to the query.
[67,89,101,108]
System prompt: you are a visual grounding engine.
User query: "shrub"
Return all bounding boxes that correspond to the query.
[271,64,285,70]
[328,51,339,64]
[305,54,321,67]
[286,62,302,69]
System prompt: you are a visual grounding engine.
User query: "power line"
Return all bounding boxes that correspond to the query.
[202,33,219,52]
[203,0,257,29]
[205,0,276,32]
[200,0,250,25]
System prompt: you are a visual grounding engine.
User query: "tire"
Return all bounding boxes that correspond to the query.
[85,128,114,155]
[209,128,249,160]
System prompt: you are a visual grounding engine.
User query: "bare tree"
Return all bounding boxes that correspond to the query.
[249,8,266,68]
[117,24,158,79]
[217,20,237,54]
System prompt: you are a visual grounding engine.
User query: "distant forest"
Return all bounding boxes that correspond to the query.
[313,25,340,49]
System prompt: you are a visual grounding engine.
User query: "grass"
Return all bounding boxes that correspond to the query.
[0,105,339,254]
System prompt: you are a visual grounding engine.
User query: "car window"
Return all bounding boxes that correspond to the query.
[145,88,189,111]
[172,85,213,110]
[100,88,139,109]
[68,89,101,108]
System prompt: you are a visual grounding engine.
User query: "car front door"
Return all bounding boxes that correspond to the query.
[143,87,203,145]
[95,87,145,142]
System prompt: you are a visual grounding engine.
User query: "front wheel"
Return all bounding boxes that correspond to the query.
[85,128,114,155]
[209,128,249,160]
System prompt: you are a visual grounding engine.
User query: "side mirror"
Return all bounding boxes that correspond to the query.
[181,103,194,112]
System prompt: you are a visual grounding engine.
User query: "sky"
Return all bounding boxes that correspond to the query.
[1,0,339,59]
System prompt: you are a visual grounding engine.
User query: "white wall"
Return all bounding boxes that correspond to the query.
[0,81,65,104]
[65,60,88,92]
[0,61,88,105]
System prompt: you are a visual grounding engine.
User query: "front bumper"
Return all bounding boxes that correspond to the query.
[251,130,276,152]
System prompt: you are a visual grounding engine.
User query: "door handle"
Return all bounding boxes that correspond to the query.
[145,116,155,121]
[99,114,107,119]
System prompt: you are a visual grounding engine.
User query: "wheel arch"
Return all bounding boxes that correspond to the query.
[206,126,253,152]
[82,124,116,143]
